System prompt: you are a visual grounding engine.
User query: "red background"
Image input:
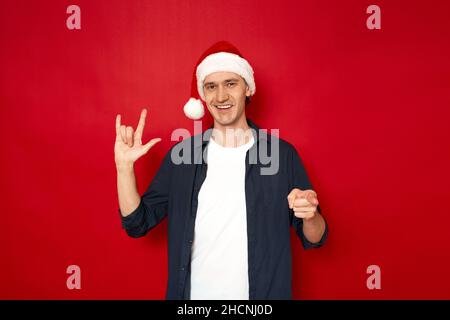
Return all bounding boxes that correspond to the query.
[1,0,449,299]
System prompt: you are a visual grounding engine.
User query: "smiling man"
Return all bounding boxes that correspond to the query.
[200,71,252,145]
[115,41,328,300]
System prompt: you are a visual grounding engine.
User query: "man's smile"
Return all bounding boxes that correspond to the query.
[215,104,233,110]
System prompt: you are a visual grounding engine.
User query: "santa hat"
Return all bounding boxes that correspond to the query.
[183,41,256,120]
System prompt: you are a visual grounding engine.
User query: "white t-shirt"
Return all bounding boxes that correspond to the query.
[190,135,255,300]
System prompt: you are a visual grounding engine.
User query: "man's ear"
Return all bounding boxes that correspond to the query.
[245,85,251,97]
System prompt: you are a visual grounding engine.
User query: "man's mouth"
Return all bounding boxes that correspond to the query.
[215,104,233,110]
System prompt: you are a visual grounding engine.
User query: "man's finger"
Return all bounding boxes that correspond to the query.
[120,125,127,144]
[287,188,302,209]
[288,194,298,209]
[115,114,121,136]
[287,194,295,209]
[293,198,312,208]
[298,190,318,204]
[297,189,315,198]
[294,206,316,213]
[134,108,147,142]
[294,210,315,220]
[306,192,319,206]
[126,126,134,147]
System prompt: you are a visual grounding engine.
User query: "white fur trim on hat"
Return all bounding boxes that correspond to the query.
[183,97,205,120]
[196,52,256,100]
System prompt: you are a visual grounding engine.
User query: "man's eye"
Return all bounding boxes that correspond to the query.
[227,83,236,87]
[206,85,216,90]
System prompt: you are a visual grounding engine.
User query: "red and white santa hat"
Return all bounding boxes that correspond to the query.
[183,41,256,120]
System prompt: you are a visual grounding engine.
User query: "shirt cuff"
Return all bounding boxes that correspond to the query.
[119,199,144,230]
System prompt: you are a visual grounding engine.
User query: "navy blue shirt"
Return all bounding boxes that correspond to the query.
[119,119,328,299]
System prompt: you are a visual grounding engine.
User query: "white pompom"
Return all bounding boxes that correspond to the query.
[183,98,205,120]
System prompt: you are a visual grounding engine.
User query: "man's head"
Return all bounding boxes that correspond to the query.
[202,71,250,127]
[183,41,256,121]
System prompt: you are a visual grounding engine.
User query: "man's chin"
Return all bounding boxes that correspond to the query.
[213,115,236,126]
[208,108,244,127]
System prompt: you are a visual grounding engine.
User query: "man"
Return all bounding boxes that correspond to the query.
[115,41,328,300]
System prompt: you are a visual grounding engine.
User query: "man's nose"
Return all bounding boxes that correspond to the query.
[216,85,228,103]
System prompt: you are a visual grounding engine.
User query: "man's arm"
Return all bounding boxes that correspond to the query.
[302,211,326,244]
[288,188,328,245]
[288,145,328,249]
[117,163,140,217]
[117,151,172,238]
[115,109,161,217]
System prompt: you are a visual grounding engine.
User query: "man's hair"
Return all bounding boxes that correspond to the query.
[243,78,252,106]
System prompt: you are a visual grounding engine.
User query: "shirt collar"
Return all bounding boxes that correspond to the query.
[200,118,270,147]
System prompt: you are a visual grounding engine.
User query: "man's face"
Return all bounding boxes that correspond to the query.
[203,71,251,127]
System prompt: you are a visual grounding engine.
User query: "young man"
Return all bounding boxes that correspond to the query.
[115,41,328,300]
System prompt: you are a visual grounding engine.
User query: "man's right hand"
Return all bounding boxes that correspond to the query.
[114,108,161,169]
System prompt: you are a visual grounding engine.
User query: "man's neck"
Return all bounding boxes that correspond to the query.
[212,116,252,148]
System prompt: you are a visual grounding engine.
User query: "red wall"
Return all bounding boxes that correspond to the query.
[1,0,449,299]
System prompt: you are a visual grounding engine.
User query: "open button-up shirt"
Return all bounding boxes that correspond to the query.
[119,119,328,300]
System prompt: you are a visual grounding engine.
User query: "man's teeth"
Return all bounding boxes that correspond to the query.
[216,104,232,109]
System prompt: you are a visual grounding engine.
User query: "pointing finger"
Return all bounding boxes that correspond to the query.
[306,192,319,206]
[301,190,318,205]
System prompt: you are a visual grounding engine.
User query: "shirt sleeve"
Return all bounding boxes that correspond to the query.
[288,145,328,249]
[118,149,172,238]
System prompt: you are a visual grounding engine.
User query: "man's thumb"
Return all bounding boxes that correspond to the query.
[288,189,300,209]
[142,138,162,154]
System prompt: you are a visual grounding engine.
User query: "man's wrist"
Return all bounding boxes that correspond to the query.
[116,162,135,173]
